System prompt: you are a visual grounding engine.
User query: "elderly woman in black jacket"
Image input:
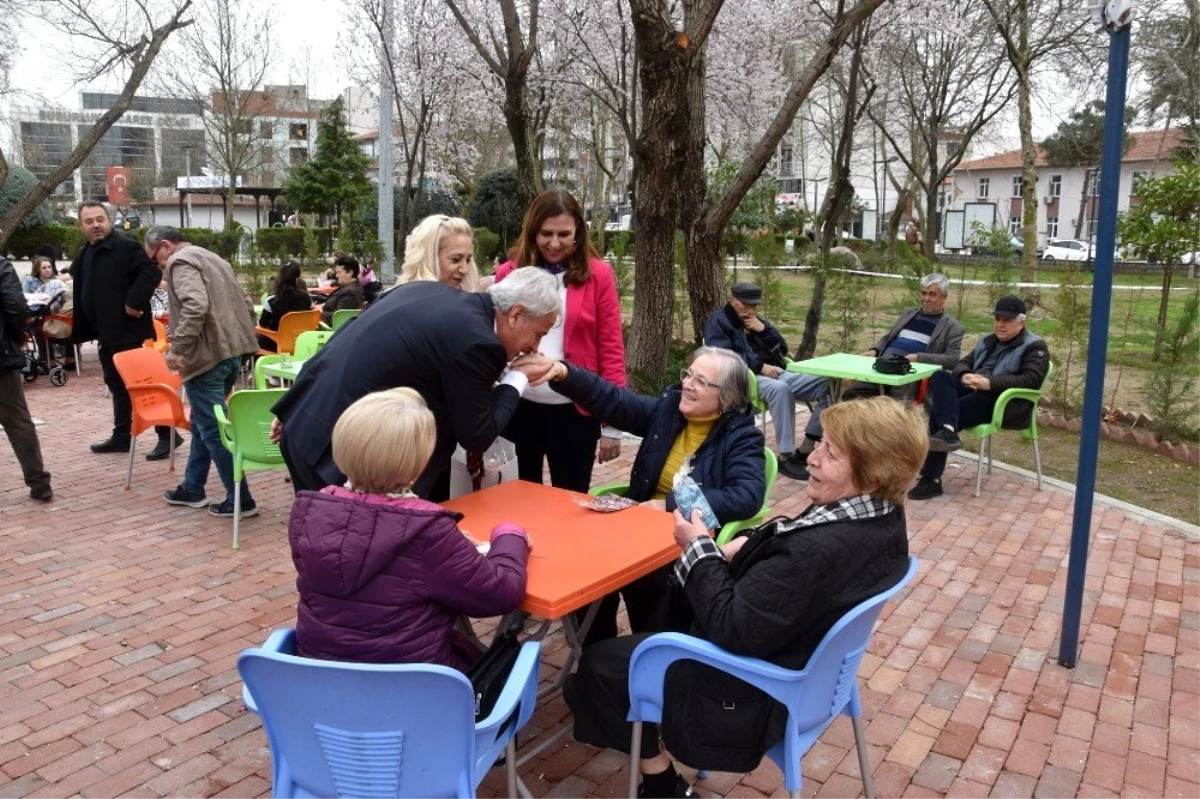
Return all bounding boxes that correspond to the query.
[515,346,765,645]
[559,396,928,798]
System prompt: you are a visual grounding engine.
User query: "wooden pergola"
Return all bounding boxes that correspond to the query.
[177,186,285,229]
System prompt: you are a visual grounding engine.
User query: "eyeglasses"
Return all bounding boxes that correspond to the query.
[680,368,720,391]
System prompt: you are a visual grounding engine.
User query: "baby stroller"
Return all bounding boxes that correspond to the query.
[22,290,71,387]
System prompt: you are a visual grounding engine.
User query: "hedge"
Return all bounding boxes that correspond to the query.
[3,224,86,261]
[256,227,334,261]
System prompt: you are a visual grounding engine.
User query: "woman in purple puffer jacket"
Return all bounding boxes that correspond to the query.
[289,387,530,670]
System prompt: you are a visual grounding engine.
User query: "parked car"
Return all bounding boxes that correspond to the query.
[1042,238,1095,262]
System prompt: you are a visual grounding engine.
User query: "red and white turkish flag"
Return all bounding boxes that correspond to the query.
[106,166,132,205]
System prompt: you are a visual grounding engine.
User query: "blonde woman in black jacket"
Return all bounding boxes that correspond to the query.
[563,396,928,798]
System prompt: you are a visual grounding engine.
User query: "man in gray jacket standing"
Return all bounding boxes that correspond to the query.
[143,226,260,517]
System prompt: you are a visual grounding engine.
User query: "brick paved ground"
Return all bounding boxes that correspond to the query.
[1,351,1197,798]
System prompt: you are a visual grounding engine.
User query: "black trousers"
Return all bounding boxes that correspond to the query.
[566,633,661,758]
[97,341,170,441]
[503,399,601,493]
[0,370,51,492]
[921,370,998,481]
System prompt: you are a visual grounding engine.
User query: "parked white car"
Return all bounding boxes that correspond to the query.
[1042,238,1095,261]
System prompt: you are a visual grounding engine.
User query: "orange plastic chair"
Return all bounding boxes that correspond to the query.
[256,308,320,356]
[144,319,169,353]
[112,348,190,491]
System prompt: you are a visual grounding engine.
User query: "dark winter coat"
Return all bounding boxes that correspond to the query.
[552,364,765,525]
[702,304,790,374]
[69,230,159,348]
[320,280,365,325]
[0,259,28,373]
[258,289,314,330]
[952,328,1049,428]
[661,506,911,771]
[289,487,529,670]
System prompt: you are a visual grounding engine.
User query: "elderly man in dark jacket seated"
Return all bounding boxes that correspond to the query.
[554,396,928,798]
[513,346,765,648]
[908,295,1050,500]
[702,282,828,482]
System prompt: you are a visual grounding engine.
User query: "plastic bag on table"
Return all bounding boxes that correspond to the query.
[449,437,518,498]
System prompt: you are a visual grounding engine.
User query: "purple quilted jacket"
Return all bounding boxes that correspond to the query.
[289,487,529,670]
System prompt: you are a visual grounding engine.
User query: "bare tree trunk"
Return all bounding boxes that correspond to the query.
[0,147,8,190]
[0,7,194,247]
[796,277,827,359]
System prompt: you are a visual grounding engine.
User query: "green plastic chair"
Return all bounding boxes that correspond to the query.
[215,389,289,550]
[331,308,361,330]
[293,330,333,360]
[963,361,1053,498]
[590,448,778,545]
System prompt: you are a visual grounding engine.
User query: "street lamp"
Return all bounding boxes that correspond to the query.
[874,157,898,239]
[181,146,194,227]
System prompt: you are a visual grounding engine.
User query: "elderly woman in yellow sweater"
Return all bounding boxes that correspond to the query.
[514,346,765,644]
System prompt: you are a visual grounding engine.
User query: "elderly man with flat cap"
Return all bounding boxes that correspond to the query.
[703,281,829,480]
[909,295,1050,500]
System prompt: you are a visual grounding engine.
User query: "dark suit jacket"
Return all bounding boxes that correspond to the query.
[69,230,159,348]
[272,281,522,498]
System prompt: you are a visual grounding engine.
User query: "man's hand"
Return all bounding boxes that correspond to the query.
[962,373,992,392]
[740,313,765,333]
[164,352,183,372]
[270,417,283,444]
[597,436,621,463]
[125,304,144,318]
[672,508,713,548]
[906,353,919,362]
[761,364,783,379]
[511,353,561,386]
[863,348,878,357]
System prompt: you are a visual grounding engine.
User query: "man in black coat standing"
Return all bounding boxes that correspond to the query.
[272,267,561,501]
[0,257,52,500]
[71,202,178,458]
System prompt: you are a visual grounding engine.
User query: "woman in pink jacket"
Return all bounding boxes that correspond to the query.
[494,189,627,493]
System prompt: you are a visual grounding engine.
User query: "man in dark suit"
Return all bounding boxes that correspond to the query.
[272,267,561,500]
[71,202,179,458]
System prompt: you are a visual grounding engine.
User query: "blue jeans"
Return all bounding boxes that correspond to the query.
[182,356,251,503]
[757,371,830,454]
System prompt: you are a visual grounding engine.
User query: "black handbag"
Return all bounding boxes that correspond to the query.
[872,354,913,375]
[466,628,521,721]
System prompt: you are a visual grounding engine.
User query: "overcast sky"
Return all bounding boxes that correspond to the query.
[9,1,353,106]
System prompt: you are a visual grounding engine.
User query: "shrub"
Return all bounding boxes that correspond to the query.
[0,164,55,230]
[1047,261,1090,415]
[3,224,86,260]
[473,227,501,274]
[256,227,333,261]
[1143,291,1200,442]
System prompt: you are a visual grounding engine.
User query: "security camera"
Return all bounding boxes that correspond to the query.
[1088,0,1134,31]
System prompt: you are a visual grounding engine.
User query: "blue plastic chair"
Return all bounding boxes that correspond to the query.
[239,629,541,799]
[625,556,920,799]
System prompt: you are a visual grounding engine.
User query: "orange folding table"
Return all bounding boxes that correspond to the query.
[442,480,678,620]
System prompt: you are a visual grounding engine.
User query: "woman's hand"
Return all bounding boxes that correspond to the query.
[270,417,283,444]
[672,508,713,548]
[597,436,621,463]
[511,353,560,386]
[720,536,749,559]
[641,498,667,512]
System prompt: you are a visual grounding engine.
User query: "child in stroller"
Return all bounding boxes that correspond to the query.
[22,256,71,385]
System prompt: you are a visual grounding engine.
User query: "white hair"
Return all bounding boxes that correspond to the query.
[487,267,561,318]
[921,273,950,295]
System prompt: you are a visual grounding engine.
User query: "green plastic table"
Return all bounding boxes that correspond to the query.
[258,358,305,383]
[787,353,940,400]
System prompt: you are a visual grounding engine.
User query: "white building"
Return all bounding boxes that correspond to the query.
[942,128,1182,249]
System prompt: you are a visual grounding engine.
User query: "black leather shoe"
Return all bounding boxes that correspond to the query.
[30,486,53,502]
[778,454,810,481]
[907,478,944,500]
[90,435,131,453]
[146,432,185,461]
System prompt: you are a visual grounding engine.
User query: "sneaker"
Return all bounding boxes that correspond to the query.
[928,428,963,453]
[30,485,53,502]
[907,478,944,500]
[146,431,185,461]
[164,485,209,508]
[209,498,259,518]
[778,453,810,481]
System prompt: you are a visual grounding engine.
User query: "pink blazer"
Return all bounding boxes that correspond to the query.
[495,258,627,414]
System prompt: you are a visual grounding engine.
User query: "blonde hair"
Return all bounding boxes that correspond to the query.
[399,215,479,291]
[331,388,436,494]
[820,396,929,504]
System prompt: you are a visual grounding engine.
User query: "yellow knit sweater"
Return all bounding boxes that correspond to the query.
[653,413,720,499]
